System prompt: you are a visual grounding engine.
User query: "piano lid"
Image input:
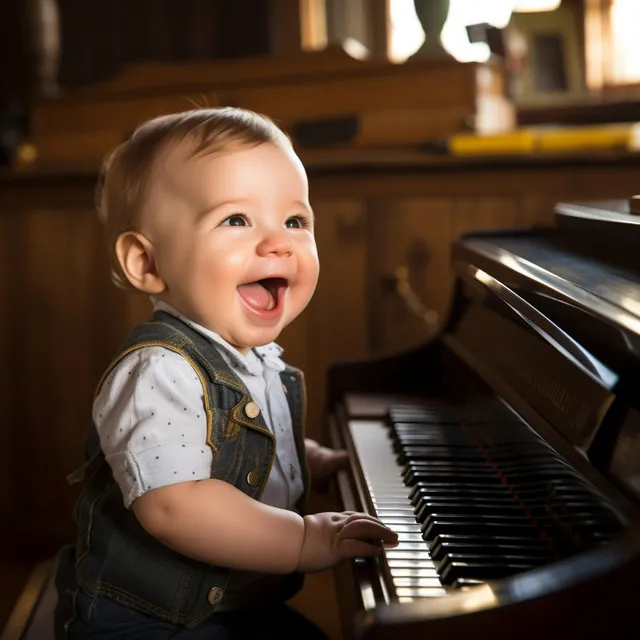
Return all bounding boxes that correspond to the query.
[453,200,640,368]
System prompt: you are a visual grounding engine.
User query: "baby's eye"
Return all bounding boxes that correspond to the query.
[221,214,248,227]
[285,215,310,229]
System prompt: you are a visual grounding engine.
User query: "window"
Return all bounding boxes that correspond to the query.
[586,0,640,90]
[388,0,562,64]
[608,0,640,83]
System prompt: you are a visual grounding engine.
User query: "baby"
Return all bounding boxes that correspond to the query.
[53,107,397,639]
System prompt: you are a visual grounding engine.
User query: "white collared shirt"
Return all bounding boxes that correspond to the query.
[92,299,304,510]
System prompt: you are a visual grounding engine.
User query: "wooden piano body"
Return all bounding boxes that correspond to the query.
[327,199,640,638]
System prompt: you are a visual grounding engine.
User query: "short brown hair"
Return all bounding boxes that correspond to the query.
[96,107,291,289]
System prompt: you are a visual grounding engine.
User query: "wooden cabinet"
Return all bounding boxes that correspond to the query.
[2,151,640,555]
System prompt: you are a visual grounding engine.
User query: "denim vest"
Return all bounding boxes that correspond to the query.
[67,311,310,628]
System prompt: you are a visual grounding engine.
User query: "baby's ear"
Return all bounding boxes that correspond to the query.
[115,231,166,294]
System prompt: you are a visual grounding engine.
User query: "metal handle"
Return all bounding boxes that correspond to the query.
[391,265,439,334]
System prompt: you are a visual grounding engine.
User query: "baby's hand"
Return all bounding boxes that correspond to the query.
[297,511,398,573]
[305,438,349,492]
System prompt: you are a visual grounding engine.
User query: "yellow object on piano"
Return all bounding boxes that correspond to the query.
[439,122,640,157]
[536,122,640,152]
[447,130,536,156]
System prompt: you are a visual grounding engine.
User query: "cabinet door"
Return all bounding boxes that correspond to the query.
[369,197,526,357]
[369,197,454,356]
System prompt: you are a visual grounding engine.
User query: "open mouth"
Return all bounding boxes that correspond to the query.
[237,277,288,313]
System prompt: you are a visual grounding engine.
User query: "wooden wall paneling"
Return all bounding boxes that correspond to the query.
[12,206,153,549]
[369,198,454,357]
[16,209,94,547]
[451,199,521,241]
[0,220,8,535]
[268,0,303,54]
[520,197,561,227]
[0,211,25,547]
[566,165,640,200]
[308,165,573,202]
[304,199,369,441]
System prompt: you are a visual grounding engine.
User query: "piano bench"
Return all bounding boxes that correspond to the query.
[2,555,58,640]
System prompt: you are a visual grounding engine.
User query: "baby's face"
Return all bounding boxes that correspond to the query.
[142,141,319,353]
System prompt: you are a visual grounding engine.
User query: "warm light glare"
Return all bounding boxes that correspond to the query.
[389,0,513,63]
[389,0,564,64]
[609,0,640,83]
[512,0,561,11]
[388,0,425,62]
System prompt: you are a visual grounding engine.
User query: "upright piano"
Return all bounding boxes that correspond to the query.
[327,199,640,639]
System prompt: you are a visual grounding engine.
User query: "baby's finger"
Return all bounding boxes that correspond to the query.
[338,519,398,545]
[337,538,382,560]
[342,511,386,526]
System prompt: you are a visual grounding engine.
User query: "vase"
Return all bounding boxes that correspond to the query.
[410,0,452,60]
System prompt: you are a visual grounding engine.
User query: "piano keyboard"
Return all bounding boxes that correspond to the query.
[350,418,447,602]
[348,402,625,604]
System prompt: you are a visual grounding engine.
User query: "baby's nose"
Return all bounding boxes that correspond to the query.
[257,230,293,257]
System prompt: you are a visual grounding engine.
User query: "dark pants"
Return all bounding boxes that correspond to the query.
[56,592,329,639]
[54,549,329,640]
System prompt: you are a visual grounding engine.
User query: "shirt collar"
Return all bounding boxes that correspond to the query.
[151,298,285,376]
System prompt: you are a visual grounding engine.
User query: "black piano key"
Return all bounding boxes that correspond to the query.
[408,479,598,499]
[414,498,620,527]
[403,457,562,471]
[387,411,459,424]
[415,501,525,520]
[439,561,538,585]
[439,552,550,575]
[404,472,583,488]
[421,510,614,531]
[409,484,514,505]
[422,518,541,542]
[451,578,485,589]
[429,533,554,552]
[430,540,557,563]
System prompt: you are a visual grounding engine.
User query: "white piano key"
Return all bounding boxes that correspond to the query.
[394,577,444,588]
[349,420,448,600]
[385,550,434,561]
[377,524,421,534]
[396,587,448,598]
[396,533,427,542]
[388,559,440,569]
[378,517,423,526]
[386,542,429,551]
[390,568,440,578]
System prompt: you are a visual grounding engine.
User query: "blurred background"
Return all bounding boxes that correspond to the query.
[2,1,640,636]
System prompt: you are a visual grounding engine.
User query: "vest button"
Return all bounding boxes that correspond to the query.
[207,586,224,606]
[244,401,260,419]
[281,383,288,394]
[246,470,261,487]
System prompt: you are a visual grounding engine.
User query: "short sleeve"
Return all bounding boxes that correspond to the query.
[93,346,212,508]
